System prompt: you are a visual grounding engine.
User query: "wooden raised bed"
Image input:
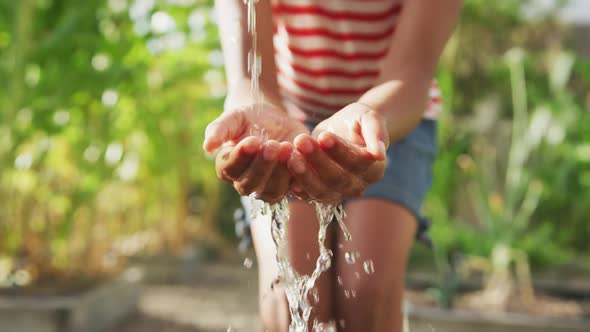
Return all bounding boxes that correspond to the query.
[404,272,590,332]
[406,301,590,332]
[0,278,140,332]
[127,244,205,284]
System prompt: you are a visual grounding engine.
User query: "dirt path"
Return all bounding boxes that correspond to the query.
[116,261,261,332]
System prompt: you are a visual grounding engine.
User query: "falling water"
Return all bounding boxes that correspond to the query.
[245,0,265,139]
[251,199,348,331]
[245,1,350,331]
[363,260,375,274]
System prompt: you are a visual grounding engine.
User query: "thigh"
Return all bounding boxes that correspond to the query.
[287,201,334,324]
[249,202,290,331]
[250,199,334,329]
[334,199,416,332]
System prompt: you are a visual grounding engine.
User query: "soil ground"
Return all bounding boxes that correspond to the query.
[116,260,261,332]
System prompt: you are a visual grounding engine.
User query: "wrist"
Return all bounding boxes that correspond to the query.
[357,78,431,144]
[226,78,285,111]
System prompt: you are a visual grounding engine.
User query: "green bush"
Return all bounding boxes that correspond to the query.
[426,0,590,269]
[0,0,225,287]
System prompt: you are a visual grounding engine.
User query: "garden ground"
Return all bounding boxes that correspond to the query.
[117,260,261,332]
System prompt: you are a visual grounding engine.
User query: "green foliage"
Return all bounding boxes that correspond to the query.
[426,0,590,271]
[0,0,225,286]
[0,0,588,287]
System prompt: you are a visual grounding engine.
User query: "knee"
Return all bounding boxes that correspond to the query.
[353,281,381,309]
[259,286,289,332]
[339,277,404,332]
[347,275,403,308]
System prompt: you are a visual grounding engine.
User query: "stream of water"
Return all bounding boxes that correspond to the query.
[244,1,350,331]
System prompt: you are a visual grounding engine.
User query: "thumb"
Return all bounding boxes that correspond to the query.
[203,111,246,153]
[361,111,388,161]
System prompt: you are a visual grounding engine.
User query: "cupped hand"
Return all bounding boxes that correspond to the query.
[204,102,309,204]
[287,102,390,202]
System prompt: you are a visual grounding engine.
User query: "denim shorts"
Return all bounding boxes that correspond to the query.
[238,119,437,245]
[349,119,437,244]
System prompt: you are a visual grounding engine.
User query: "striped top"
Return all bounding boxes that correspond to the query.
[271,0,442,124]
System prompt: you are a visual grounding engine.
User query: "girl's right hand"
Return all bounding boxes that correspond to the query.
[204,102,309,204]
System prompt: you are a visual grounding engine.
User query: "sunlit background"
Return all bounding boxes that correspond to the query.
[0,0,588,331]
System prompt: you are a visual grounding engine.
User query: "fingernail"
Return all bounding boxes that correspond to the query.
[243,142,258,155]
[292,160,306,174]
[321,135,335,149]
[203,138,215,151]
[298,139,314,154]
[278,148,291,163]
[263,146,278,161]
[204,125,214,138]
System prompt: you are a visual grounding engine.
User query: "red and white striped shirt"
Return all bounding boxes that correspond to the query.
[271,0,442,124]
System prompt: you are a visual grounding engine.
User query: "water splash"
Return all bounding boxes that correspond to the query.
[344,252,356,265]
[312,320,337,332]
[312,288,320,304]
[245,0,265,139]
[244,1,351,330]
[363,260,375,274]
[243,257,253,269]
[250,198,349,331]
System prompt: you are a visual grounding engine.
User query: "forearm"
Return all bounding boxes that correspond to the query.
[359,0,463,143]
[359,79,431,144]
[215,0,283,109]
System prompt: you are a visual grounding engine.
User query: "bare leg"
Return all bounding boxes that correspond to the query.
[251,200,334,331]
[251,208,289,332]
[334,199,417,332]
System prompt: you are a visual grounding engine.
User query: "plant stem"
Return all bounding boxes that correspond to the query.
[8,0,34,116]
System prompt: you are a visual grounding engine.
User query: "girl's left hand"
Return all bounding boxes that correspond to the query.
[287,102,390,202]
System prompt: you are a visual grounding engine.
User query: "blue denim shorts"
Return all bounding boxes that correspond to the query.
[349,119,437,244]
[238,119,437,245]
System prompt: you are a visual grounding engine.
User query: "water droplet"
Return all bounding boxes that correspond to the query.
[240,4,350,329]
[344,289,350,298]
[243,257,253,269]
[351,289,357,298]
[344,252,356,264]
[313,321,323,332]
[338,244,344,249]
[339,319,346,328]
[355,272,360,279]
[306,252,311,260]
[355,251,361,259]
[363,260,375,274]
[337,276,343,286]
